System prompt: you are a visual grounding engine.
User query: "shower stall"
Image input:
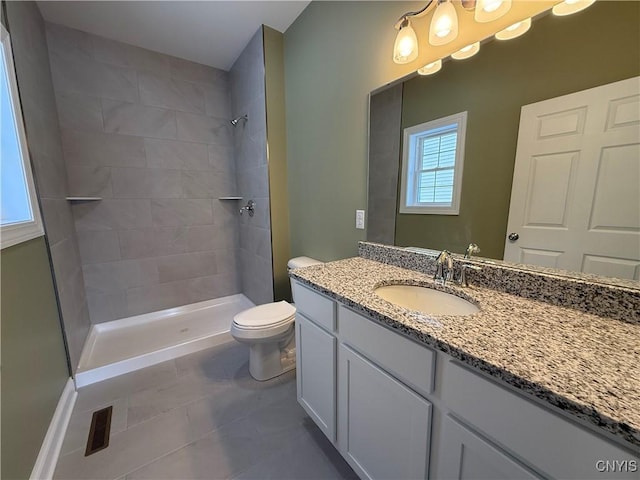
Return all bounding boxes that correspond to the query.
[12,17,289,385]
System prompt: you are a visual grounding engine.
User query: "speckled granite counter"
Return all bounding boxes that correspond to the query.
[290,257,640,450]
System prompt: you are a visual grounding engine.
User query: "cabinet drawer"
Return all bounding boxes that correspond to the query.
[442,361,639,480]
[291,280,336,332]
[338,305,435,397]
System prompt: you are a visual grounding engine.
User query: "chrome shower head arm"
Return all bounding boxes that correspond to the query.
[230,114,248,126]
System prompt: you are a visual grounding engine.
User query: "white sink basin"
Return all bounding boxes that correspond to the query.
[374,285,479,317]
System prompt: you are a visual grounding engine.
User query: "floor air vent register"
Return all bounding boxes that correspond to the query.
[85,406,113,456]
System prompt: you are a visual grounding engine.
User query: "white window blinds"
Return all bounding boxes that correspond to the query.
[416,126,457,205]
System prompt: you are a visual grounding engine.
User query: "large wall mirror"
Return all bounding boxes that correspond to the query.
[367,1,640,283]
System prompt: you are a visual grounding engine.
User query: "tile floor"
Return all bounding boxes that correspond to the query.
[54,342,357,480]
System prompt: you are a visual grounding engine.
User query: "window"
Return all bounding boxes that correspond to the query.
[1,24,43,249]
[399,111,467,215]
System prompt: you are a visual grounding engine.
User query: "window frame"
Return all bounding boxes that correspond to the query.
[1,24,44,249]
[399,111,467,215]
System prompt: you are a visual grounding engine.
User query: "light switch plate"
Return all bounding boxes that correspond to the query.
[356,210,365,229]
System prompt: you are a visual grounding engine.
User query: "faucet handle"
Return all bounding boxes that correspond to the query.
[457,262,482,287]
[462,263,482,272]
[464,243,481,259]
[436,249,451,263]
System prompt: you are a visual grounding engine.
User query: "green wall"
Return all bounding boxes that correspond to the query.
[1,238,70,480]
[395,1,640,259]
[284,1,422,261]
[284,1,639,262]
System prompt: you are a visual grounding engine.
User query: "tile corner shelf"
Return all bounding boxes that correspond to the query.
[218,196,243,200]
[66,197,102,202]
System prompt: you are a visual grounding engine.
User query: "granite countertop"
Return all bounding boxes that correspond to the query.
[290,257,640,449]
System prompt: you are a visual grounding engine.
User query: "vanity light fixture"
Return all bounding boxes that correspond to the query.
[429,0,459,46]
[474,0,512,23]
[393,18,419,64]
[552,0,596,16]
[495,17,531,40]
[451,41,480,60]
[391,0,565,75]
[417,59,443,75]
[392,0,475,65]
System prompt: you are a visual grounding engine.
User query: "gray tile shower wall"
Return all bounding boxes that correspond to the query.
[230,28,274,305]
[367,84,402,245]
[6,3,90,371]
[45,23,241,323]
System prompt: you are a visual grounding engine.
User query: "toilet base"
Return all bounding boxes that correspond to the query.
[248,333,296,381]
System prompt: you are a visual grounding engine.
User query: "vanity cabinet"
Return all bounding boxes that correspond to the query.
[437,361,638,480]
[291,280,639,480]
[292,281,337,442]
[338,345,432,480]
[437,415,540,479]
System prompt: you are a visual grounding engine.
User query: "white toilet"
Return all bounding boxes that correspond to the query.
[230,256,323,381]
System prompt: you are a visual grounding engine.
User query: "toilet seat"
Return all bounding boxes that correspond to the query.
[232,301,296,330]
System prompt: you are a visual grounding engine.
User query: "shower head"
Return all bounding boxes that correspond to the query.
[230,114,248,126]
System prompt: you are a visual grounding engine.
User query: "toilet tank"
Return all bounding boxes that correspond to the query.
[288,256,323,269]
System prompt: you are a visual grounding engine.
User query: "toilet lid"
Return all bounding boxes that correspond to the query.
[233,301,296,329]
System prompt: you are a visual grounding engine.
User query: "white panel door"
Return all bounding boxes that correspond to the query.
[338,345,432,480]
[505,76,640,279]
[436,415,541,480]
[295,313,336,442]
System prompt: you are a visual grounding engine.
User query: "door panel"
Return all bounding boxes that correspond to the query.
[338,345,431,480]
[296,314,336,442]
[505,76,640,279]
[436,415,541,480]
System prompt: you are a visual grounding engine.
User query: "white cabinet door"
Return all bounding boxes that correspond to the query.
[505,76,640,279]
[338,345,431,480]
[295,313,336,442]
[436,415,541,480]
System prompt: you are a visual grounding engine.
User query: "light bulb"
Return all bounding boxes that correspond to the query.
[484,0,501,12]
[417,59,442,75]
[451,42,480,60]
[475,0,512,22]
[393,19,419,64]
[495,17,531,40]
[552,0,595,16]
[429,1,458,46]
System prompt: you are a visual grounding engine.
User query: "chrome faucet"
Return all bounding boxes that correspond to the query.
[456,263,482,287]
[464,243,481,259]
[434,250,453,285]
[239,200,256,217]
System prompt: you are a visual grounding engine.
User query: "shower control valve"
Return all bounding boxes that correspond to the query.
[239,200,256,217]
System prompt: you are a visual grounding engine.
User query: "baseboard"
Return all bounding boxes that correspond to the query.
[30,378,77,480]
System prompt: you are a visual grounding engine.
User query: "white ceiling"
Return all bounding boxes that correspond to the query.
[37,1,311,71]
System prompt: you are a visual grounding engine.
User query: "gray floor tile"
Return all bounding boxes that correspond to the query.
[125,416,280,480]
[184,379,260,441]
[54,407,194,480]
[127,372,230,427]
[57,342,355,480]
[232,419,358,480]
[175,342,247,380]
[61,397,128,456]
[243,392,308,438]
